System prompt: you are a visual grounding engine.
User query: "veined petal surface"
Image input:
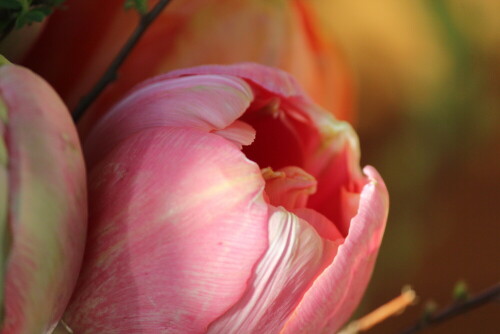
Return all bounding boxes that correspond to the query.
[208,206,339,334]
[66,127,268,333]
[85,74,253,167]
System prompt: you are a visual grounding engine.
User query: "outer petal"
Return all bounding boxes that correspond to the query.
[65,127,268,333]
[292,208,343,242]
[148,63,308,104]
[208,206,339,333]
[84,74,253,168]
[281,166,389,334]
[0,64,86,333]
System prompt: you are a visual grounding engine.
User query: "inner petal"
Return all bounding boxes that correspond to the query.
[292,207,344,242]
[212,120,256,150]
[236,88,363,237]
[262,166,317,211]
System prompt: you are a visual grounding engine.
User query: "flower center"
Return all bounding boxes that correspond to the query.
[261,166,317,211]
[213,93,362,238]
[240,98,305,170]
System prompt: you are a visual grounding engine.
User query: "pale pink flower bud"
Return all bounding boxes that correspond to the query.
[0,59,87,333]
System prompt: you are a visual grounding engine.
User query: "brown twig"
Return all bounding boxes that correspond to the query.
[72,0,173,122]
[338,287,417,334]
[398,282,500,334]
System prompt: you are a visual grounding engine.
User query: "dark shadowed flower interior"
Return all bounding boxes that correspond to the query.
[237,85,366,238]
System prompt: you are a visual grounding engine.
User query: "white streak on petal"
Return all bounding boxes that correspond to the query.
[208,206,338,334]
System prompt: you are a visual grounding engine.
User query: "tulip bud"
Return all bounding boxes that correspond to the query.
[66,63,388,334]
[0,59,87,333]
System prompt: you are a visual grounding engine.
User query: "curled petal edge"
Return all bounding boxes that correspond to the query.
[281,166,389,334]
[140,63,306,104]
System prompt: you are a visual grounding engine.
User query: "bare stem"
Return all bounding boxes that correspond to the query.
[72,0,173,122]
[398,282,500,334]
[339,287,417,334]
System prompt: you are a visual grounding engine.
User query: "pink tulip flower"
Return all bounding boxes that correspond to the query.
[66,63,388,333]
[0,59,87,333]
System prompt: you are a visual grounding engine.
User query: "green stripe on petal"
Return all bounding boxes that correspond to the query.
[0,96,7,123]
[0,55,10,67]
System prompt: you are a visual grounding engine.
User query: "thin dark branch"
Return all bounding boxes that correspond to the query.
[72,0,173,122]
[398,282,500,334]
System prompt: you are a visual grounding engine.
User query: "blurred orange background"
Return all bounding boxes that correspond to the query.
[311,0,500,333]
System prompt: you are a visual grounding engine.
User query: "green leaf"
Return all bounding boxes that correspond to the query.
[34,5,52,16]
[50,0,67,6]
[124,0,147,15]
[0,0,22,10]
[14,14,28,28]
[25,9,46,21]
[0,0,66,35]
[14,10,41,29]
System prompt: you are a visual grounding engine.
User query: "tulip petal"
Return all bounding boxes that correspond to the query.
[157,64,360,221]
[262,166,317,211]
[66,127,268,333]
[281,166,389,334]
[148,63,307,103]
[305,127,364,236]
[149,63,364,236]
[84,74,254,167]
[212,120,256,150]
[292,208,343,243]
[0,64,87,333]
[208,206,339,333]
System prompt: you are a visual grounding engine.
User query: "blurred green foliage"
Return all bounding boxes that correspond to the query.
[0,0,65,39]
[124,0,148,15]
